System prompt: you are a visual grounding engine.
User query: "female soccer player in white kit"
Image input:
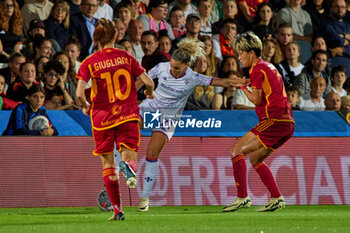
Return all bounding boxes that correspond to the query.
[137,38,248,211]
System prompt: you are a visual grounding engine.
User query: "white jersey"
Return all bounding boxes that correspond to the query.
[140,62,213,115]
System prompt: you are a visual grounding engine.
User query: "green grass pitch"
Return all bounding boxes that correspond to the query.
[1,205,349,233]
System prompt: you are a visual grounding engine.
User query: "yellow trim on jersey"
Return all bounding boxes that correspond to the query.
[88,64,94,77]
[92,118,140,131]
[270,118,295,123]
[260,69,272,118]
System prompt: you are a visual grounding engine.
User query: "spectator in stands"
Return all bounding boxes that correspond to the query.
[141,30,171,72]
[23,19,61,60]
[299,76,326,111]
[276,0,313,43]
[35,55,50,83]
[167,0,198,20]
[0,74,18,110]
[53,51,77,100]
[139,30,170,101]
[64,37,81,74]
[304,0,329,36]
[311,35,328,52]
[218,55,242,78]
[113,18,126,43]
[215,55,242,94]
[0,0,23,59]
[126,20,144,63]
[286,85,301,110]
[130,0,146,18]
[197,0,213,37]
[236,0,268,30]
[212,87,235,110]
[2,84,58,136]
[94,0,113,20]
[277,41,304,88]
[43,60,74,110]
[199,35,219,78]
[346,0,350,21]
[0,52,25,88]
[158,34,172,54]
[69,0,98,61]
[275,23,293,58]
[304,35,332,76]
[213,18,238,60]
[232,85,255,109]
[170,13,201,53]
[253,3,276,34]
[331,65,348,97]
[44,0,70,49]
[6,62,40,102]
[138,0,175,40]
[212,71,239,109]
[212,0,241,35]
[185,56,215,110]
[261,38,283,65]
[21,0,53,35]
[31,36,52,63]
[119,39,133,54]
[324,91,342,110]
[323,0,350,75]
[294,50,332,96]
[341,95,350,111]
[208,0,223,25]
[115,1,135,29]
[67,0,80,16]
[168,6,186,38]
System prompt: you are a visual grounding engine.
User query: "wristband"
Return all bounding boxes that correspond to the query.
[241,86,247,91]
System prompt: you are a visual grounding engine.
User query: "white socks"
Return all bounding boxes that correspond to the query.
[114,147,122,175]
[141,158,159,198]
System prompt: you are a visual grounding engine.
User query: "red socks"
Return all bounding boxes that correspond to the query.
[253,162,281,198]
[231,154,247,198]
[103,167,122,214]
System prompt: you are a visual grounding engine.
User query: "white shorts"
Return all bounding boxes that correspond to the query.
[140,108,179,141]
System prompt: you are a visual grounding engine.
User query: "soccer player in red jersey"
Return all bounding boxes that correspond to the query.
[76,19,154,220]
[223,32,295,212]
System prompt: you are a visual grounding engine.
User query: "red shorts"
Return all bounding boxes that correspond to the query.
[92,121,140,156]
[250,119,295,151]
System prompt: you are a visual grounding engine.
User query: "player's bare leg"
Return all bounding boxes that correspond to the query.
[139,132,168,212]
[100,153,124,220]
[119,147,138,188]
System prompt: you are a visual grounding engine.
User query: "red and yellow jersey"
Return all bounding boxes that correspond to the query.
[77,48,145,130]
[249,58,294,122]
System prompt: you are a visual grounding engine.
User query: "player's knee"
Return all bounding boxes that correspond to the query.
[230,146,244,157]
[249,156,263,165]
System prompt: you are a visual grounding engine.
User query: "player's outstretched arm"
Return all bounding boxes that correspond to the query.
[138,72,155,99]
[210,77,249,88]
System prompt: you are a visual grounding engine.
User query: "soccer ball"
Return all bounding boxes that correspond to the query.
[28,115,49,130]
[97,189,113,211]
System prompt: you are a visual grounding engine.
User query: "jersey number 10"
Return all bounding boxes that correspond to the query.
[101,69,132,103]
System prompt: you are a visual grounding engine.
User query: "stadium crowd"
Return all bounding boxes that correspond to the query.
[1,0,350,113]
